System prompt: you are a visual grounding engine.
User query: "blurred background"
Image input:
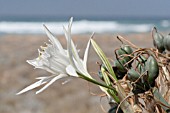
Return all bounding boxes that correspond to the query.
[0,0,170,113]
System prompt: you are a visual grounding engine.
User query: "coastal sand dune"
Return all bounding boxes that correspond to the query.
[0,33,153,113]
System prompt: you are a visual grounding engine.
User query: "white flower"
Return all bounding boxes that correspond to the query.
[17,17,92,95]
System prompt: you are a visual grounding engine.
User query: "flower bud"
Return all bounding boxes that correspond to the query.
[152,27,165,53]
[163,33,170,51]
[145,56,159,86]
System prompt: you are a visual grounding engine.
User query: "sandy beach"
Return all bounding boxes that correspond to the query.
[0,33,155,113]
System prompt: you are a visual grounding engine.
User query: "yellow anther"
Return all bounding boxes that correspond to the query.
[40,46,46,51]
[38,49,43,58]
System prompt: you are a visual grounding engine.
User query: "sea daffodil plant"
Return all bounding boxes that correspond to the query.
[17,18,170,113]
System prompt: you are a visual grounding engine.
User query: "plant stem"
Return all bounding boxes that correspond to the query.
[116,82,134,113]
[78,72,120,103]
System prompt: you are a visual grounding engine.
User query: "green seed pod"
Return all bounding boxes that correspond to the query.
[117,45,133,55]
[98,64,114,82]
[137,55,147,74]
[166,109,170,113]
[132,85,145,94]
[113,59,128,79]
[117,45,133,62]
[98,70,104,81]
[163,33,170,51]
[108,104,123,113]
[152,27,165,53]
[127,69,140,82]
[132,82,150,94]
[138,55,147,63]
[145,56,159,86]
[137,64,145,74]
[114,59,127,73]
[98,64,107,81]
[132,78,150,94]
[112,66,126,79]
[101,64,107,70]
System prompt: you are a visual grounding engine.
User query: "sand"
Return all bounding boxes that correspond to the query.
[0,33,154,113]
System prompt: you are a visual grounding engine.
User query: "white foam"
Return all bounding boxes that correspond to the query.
[0,20,153,34]
[161,20,170,27]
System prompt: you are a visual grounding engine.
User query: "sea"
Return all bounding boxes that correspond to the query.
[0,16,170,35]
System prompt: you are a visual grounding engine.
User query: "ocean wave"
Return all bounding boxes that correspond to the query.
[161,20,170,28]
[0,20,153,34]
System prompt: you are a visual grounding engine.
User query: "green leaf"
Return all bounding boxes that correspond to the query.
[153,88,170,112]
[91,39,118,81]
[101,66,111,85]
[101,66,119,103]
[77,72,117,93]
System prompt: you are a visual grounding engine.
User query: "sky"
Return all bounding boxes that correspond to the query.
[0,0,170,20]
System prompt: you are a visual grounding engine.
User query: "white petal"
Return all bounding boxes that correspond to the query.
[68,17,73,33]
[36,74,67,94]
[73,57,85,74]
[71,44,81,65]
[43,24,65,53]
[36,75,54,80]
[52,56,69,66]
[27,59,43,67]
[63,18,80,63]
[47,57,66,72]
[16,77,49,95]
[62,79,72,85]
[68,17,80,62]
[35,66,58,75]
[64,26,77,70]
[83,38,91,71]
[49,50,69,65]
[27,59,57,74]
[63,26,69,41]
[66,65,78,77]
[64,24,83,74]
